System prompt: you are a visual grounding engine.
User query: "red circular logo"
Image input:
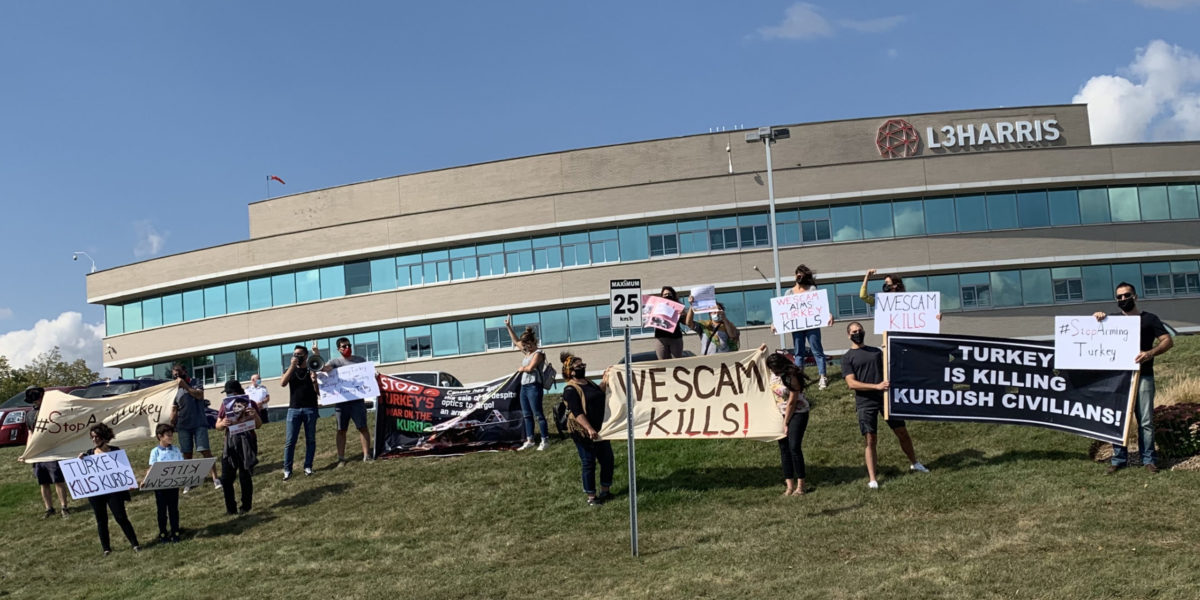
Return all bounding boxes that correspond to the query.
[876,119,920,158]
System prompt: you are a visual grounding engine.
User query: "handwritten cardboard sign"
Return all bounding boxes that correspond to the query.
[141,457,218,491]
[689,285,718,314]
[318,361,382,405]
[873,292,941,334]
[1053,316,1140,371]
[770,289,831,334]
[59,449,139,500]
[641,295,684,332]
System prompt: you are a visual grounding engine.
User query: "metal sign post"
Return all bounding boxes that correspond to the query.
[609,279,641,557]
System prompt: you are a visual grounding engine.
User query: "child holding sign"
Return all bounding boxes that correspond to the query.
[80,423,141,555]
[144,424,183,543]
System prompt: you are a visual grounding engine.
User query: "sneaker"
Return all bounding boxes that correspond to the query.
[818,376,828,390]
[910,462,930,473]
[304,467,313,476]
[537,440,547,451]
[103,550,111,557]
[596,490,613,502]
[213,480,223,490]
[133,546,141,553]
[335,460,347,469]
[1145,463,1160,474]
[517,440,535,451]
[42,508,55,519]
[238,508,251,515]
[170,534,181,543]
[158,533,170,543]
[867,480,879,489]
[587,496,602,506]
[1106,465,1124,475]
[181,485,194,494]
[282,470,292,481]
[363,455,374,463]
[60,506,70,518]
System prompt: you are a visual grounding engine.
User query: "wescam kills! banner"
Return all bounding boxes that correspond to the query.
[374,373,524,457]
[20,381,178,463]
[886,332,1137,444]
[599,348,784,441]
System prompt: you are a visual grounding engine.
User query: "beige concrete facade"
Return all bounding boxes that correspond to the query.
[86,104,1200,394]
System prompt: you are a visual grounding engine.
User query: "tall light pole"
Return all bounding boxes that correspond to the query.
[745,126,790,348]
[72,251,96,273]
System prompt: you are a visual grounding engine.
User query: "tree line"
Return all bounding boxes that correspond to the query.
[0,348,99,401]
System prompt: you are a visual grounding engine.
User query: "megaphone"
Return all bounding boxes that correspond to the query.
[307,354,325,371]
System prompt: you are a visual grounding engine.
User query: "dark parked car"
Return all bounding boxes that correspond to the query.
[73,379,218,428]
[387,371,464,388]
[0,386,86,446]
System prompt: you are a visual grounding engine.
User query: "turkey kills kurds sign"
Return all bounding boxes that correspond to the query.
[598,348,784,441]
[886,332,1137,444]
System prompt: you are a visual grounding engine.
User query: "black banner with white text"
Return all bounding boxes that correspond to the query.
[374,373,524,458]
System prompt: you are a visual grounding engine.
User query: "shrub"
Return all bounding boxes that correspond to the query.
[1154,402,1200,459]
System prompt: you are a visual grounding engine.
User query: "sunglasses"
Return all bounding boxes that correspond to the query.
[1116,293,1134,300]
[338,344,351,349]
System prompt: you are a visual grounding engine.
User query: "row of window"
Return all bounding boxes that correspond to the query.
[120,259,1200,384]
[105,182,1200,336]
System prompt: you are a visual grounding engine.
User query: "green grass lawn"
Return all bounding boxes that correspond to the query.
[2,338,1199,599]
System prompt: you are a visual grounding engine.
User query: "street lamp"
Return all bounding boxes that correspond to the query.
[745,126,790,348]
[72,251,96,273]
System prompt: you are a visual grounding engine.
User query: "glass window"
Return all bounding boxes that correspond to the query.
[235,349,259,380]
[923,197,956,234]
[774,210,800,246]
[133,365,153,378]
[860,202,894,239]
[456,319,485,355]
[503,241,533,274]
[396,254,422,287]
[707,217,738,251]
[646,224,679,257]
[960,272,991,309]
[202,285,225,318]
[1108,186,1140,222]
[183,289,204,321]
[473,244,501,277]
[423,250,451,283]
[226,281,249,314]
[905,276,929,292]
[370,258,397,292]
[986,193,1018,230]
[539,310,569,345]
[1110,263,1141,293]
[162,293,183,325]
[596,305,614,338]
[1171,261,1200,295]
[447,246,477,280]
[484,316,509,350]
[835,281,870,317]
[830,204,863,241]
[955,195,988,232]
[1078,188,1111,224]
[344,261,371,295]
[142,297,162,329]
[258,345,283,378]
[618,225,649,260]
[532,236,561,270]
[106,305,124,335]
[406,325,432,359]
[1081,265,1113,301]
[1050,266,1083,303]
[797,209,830,243]
[352,332,381,362]
[560,234,589,267]
[272,273,296,305]
[991,270,1023,307]
[738,214,771,248]
[743,289,773,325]
[1017,191,1050,228]
[589,229,619,263]
[1048,189,1081,226]
[892,199,925,237]
[715,291,746,327]
[380,328,405,363]
[1139,185,1170,221]
[247,277,271,310]
[1143,264,1172,297]
[1168,184,1199,219]
[568,306,599,342]
[1020,269,1052,305]
[295,269,320,302]
[121,368,134,380]
[677,219,708,254]
[430,322,458,357]
[928,274,961,311]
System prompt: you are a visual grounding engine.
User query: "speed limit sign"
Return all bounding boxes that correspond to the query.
[609,279,642,328]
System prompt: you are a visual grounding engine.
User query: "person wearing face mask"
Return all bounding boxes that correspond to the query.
[1093,282,1172,474]
[653,286,686,359]
[787,265,833,390]
[559,352,616,506]
[246,373,270,424]
[841,321,929,489]
[683,301,740,355]
[314,338,374,467]
[858,269,943,322]
[280,345,320,480]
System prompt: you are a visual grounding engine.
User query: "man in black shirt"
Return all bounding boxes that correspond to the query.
[841,321,929,489]
[279,345,320,480]
[1093,282,1173,474]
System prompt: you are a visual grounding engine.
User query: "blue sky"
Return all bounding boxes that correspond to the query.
[2,0,1199,371]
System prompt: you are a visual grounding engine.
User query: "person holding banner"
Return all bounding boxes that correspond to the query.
[280,345,320,480]
[144,424,183,543]
[653,286,687,359]
[25,386,72,519]
[765,353,812,496]
[789,265,832,390]
[315,338,374,466]
[168,363,221,492]
[684,302,740,355]
[79,423,141,555]
[841,322,929,489]
[559,351,615,506]
[505,318,551,451]
[858,269,942,321]
[1094,282,1173,474]
[216,380,261,515]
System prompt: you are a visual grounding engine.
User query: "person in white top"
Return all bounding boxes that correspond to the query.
[246,374,270,423]
[505,316,550,451]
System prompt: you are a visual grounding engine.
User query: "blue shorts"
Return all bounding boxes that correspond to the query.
[178,426,210,454]
[335,399,368,431]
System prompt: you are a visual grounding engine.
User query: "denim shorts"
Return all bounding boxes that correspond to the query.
[335,399,368,430]
[177,426,210,454]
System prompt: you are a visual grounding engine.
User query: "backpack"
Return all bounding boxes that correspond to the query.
[554,382,589,437]
[540,357,557,391]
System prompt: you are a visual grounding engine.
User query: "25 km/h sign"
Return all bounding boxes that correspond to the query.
[610,279,642,328]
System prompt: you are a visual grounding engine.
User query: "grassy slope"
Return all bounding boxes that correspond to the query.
[2,339,1199,600]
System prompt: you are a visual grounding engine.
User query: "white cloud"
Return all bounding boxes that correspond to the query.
[1134,0,1200,8]
[839,15,905,33]
[758,3,832,40]
[0,308,11,320]
[0,312,107,373]
[133,220,168,259]
[1073,39,1200,144]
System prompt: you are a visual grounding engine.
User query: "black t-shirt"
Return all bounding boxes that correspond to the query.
[563,380,606,432]
[842,346,884,408]
[1136,311,1169,377]
[654,321,683,339]
[285,369,319,409]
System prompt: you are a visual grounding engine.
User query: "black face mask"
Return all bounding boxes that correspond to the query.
[850,331,866,345]
[1118,297,1136,312]
[882,284,894,292]
[571,366,586,379]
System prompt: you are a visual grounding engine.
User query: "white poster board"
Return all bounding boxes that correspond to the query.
[227,420,256,434]
[770,289,831,334]
[642,295,684,332]
[689,285,717,314]
[59,449,139,500]
[1053,315,1140,370]
[873,292,941,334]
[318,361,382,405]
[141,457,218,491]
[609,279,643,328]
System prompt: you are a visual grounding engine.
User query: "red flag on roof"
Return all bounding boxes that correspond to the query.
[268,175,286,185]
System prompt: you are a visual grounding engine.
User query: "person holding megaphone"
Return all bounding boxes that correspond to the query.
[279,345,320,481]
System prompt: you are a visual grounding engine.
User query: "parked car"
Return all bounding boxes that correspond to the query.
[387,371,464,388]
[0,386,86,446]
[73,379,218,428]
